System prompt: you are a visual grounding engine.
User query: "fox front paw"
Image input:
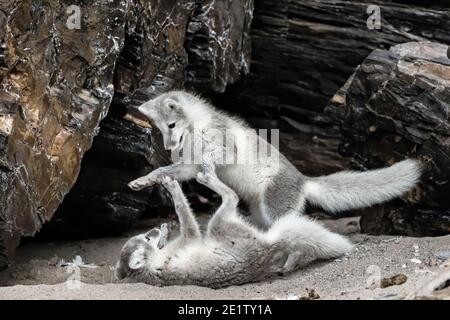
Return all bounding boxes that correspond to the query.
[128,177,154,191]
[195,172,210,185]
[161,176,180,192]
[161,175,174,187]
[201,155,216,175]
[157,223,170,249]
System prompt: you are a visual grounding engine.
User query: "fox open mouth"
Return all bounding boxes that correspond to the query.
[168,134,184,151]
[175,133,185,151]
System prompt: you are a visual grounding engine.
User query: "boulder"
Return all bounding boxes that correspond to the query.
[0,0,128,269]
[326,41,450,236]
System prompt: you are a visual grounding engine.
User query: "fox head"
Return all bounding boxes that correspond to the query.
[136,91,193,152]
[115,227,166,281]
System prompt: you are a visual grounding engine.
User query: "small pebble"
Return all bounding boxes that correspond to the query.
[380,274,408,288]
[435,251,450,262]
[411,258,422,264]
[299,288,320,300]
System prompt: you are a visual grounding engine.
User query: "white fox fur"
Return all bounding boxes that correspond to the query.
[128,90,422,228]
[303,159,421,212]
[116,172,353,288]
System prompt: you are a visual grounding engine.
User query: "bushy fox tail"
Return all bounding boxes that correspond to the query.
[303,159,421,213]
[265,214,353,260]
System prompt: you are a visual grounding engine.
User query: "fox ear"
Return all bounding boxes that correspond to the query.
[137,102,158,119]
[128,247,145,270]
[163,98,180,111]
[145,228,161,240]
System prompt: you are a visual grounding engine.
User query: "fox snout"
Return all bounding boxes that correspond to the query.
[164,140,177,151]
[164,139,180,151]
[164,134,184,151]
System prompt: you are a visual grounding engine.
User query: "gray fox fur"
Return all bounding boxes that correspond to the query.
[116,170,353,288]
[128,90,422,228]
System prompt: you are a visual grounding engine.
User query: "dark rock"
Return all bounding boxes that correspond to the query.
[217,0,450,135]
[326,41,450,236]
[0,0,128,269]
[279,132,351,177]
[185,0,253,92]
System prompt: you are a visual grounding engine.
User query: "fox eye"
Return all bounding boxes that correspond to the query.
[168,123,176,129]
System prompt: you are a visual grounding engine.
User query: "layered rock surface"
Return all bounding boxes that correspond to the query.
[0,0,127,268]
[218,0,450,136]
[326,42,450,236]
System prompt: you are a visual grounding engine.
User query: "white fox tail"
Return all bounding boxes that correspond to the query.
[303,159,421,213]
[265,214,353,260]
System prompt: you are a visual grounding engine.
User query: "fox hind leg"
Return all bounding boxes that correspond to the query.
[196,172,259,241]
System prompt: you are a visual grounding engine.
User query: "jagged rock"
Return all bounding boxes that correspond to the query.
[0,0,128,269]
[185,0,253,92]
[217,0,450,135]
[326,41,450,236]
[0,0,253,267]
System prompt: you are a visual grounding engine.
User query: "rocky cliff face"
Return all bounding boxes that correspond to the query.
[0,0,254,268]
[0,0,128,268]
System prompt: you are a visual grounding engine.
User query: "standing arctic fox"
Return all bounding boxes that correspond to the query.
[117,170,353,288]
[128,90,421,228]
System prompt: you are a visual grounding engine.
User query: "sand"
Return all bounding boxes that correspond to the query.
[0,216,449,300]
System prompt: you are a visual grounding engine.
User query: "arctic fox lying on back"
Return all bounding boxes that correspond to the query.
[117,170,353,288]
[128,90,422,228]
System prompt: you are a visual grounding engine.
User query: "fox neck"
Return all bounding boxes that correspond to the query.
[184,105,214,132]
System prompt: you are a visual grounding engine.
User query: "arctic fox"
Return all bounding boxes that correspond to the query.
[116,170,353,288]
[128,90,422,228]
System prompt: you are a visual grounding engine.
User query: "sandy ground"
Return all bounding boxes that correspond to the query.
[0,216,449,300]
